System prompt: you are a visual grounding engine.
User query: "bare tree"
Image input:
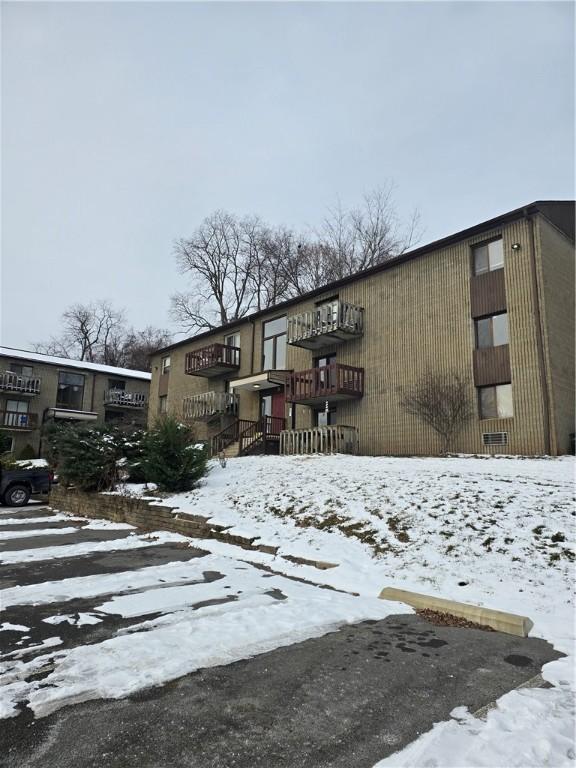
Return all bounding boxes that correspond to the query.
[400,372,473,454]
[282,187,422,296]
[34,302,171,371]
[171,210,253,332]
[34,301,125,363]
[170,185,422,332]
[119,327,173,371]
[319,186,422,276]
[245,223,294,311]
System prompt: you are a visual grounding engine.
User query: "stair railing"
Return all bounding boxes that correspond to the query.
[238,415,286,456]
[211,418,256,456]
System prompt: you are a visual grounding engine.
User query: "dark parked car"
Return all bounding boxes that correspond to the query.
[0,465,53,507]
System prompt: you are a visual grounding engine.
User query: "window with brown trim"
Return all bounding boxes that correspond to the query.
[9,363,34,378]
[478,383,513,419]
[262,316,287,370]
[56,372,85,410]
[473,237,504,275]
[475,312,509,349]
[225,332,240,349]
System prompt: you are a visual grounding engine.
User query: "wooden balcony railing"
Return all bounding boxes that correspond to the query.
[183,391,239,422]
[0,411,38,430]
[104,390,147,408]
[287,300,364,349]
[185,343,241,377]
[280,425,359,456]
[0,371,41,395]
[286,363,364,404]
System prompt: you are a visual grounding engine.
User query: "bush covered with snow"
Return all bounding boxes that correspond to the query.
[49,424,123,491]
[140,416,208,492]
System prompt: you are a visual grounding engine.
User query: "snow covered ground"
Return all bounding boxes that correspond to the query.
[138,453,574,768]
[0,515,394,721]
[1,454,573,766]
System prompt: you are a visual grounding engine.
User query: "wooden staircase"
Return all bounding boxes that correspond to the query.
[211,416,285,458]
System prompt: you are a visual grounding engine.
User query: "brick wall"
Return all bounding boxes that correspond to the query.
[49,485,277,554]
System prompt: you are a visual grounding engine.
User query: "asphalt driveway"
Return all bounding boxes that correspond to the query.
[0,504,562,768]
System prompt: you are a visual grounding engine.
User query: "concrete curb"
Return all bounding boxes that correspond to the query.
[472,674,551,720]
[378,587,533,637]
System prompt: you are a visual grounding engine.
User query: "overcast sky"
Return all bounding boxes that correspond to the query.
[2,1,574,350]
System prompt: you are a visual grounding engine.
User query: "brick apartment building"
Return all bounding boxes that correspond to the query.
[0,348,151,458]
[149,200,575,457]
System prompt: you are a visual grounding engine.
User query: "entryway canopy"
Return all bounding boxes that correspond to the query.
[229,371,288,392]
[45,408,98,422]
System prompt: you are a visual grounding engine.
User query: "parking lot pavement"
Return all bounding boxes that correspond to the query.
[0,505,563,768]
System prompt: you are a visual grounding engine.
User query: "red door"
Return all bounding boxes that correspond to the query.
[271,390,285,420]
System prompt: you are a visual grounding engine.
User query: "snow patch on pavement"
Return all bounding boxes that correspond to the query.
[0,531,188,565]
[0,623,30,633]
[4,587,393,718]
[43,613,103,627]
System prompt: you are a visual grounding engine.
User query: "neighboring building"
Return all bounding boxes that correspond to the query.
[0,348,151,457]
[149,201,575,458]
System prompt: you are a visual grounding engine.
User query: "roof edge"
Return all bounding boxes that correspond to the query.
[0,346,152,380]
[157,199,575,355]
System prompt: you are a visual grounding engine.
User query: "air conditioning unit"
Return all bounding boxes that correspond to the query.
[483,432,508,446]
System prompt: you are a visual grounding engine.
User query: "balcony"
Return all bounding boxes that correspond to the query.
[0,411,38,430]
[185,344,240,378]
[280,425,359,456]
[286,363,364,406]
[287,300,364,350]
[0,371,41,395]
[104,390,147,409]
[183,391,239,422]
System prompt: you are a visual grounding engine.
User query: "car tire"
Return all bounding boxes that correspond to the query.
[3,484,31,507]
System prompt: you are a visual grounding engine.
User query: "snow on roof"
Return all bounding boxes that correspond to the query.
[0,347,151,380]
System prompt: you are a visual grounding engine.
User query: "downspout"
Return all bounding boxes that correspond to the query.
[250,319,255,375]
[524,209,552,455]
[90,373,96,417]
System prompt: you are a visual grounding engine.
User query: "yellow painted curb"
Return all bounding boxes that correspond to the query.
[378,587,533,637]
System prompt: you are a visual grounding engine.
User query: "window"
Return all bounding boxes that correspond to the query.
[478,383,513,419]
[475,313,509,349]
[159,396,167,414]
[9,363,34,378]
[4,399,29,427]
[56,372,85,410]
[260,394,272,417]
[108,379,126,391]
[315,407,337,427]
[473,238,504,275]
[161,356,171,375]
[262,316,287,370]
[225,333,240,349]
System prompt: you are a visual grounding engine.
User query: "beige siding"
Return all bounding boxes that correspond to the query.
[0,355,150,458]
[535,216,575,454]
[150,212,572,457]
